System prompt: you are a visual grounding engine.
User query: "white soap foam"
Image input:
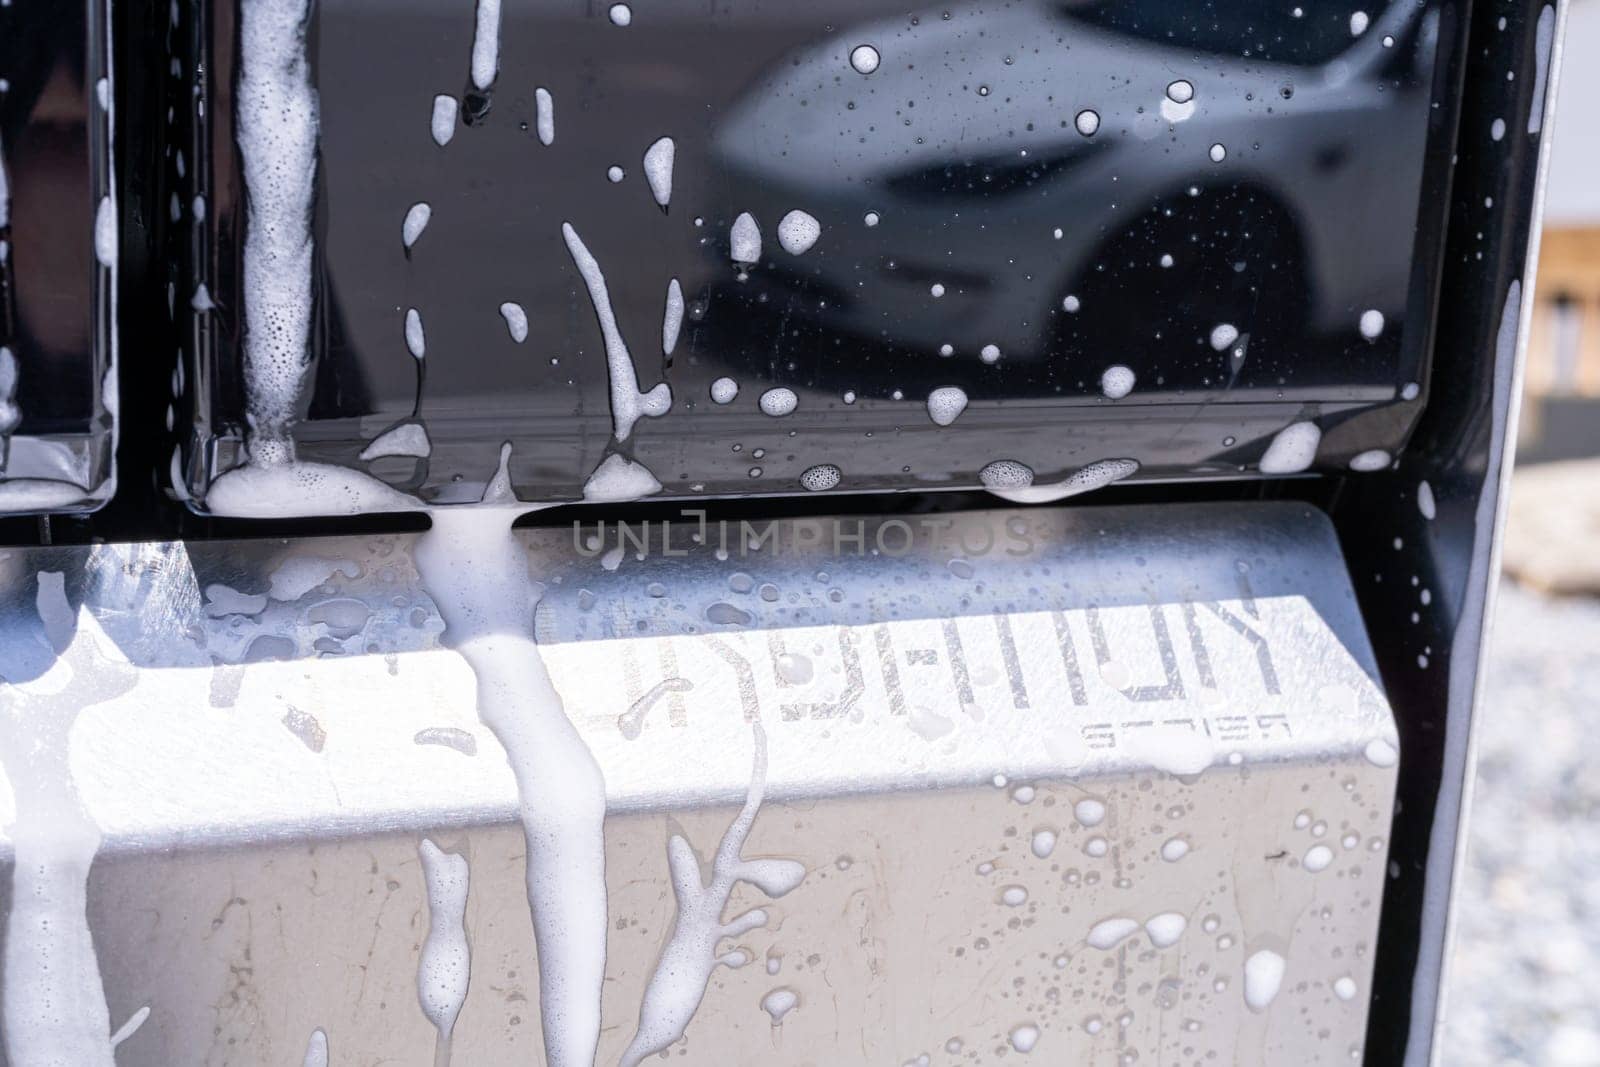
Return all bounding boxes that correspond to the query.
[608,3,631,26]
[417,839,471,1057]
[208,460,416,516]
[662,279,684,355]
[1122,724,1214,775]
[582,453,662,502]
[1490,117,1506,142]
[0,131,9,229]
[1061,294,1080,312]
[986,458,1138,505]
[1100,365,1135,399]
[606,165,624,184]
[799,464,841,492]
[402,203,432,250]
[499,301,528,343]
[730,212,761,265]
[1359,309,1385,339]
[1530,5,1555,133]
[414,471,607,1067]
[980,343,1001,363]
[469,0,501,91]
[1258,421,1321,474]
[1364,737,1399,767]
[1417,480,1436,520]
[617,725,806,1067]
[359,422,432,461]
[710,377,739,404]
[1144,912,1187,948]
[0,345,16,434]
[1350,10,1369,34]
[1303,844,1334,873]
[1074,109,1099,136]
[1087,917,1139,949]
[1209,323,1239,351]
[1334,976,1358,1001]
[1,581,138,1067]
[108,1005,150,1050]
[1209,142,1227,162]
[1001,885,1029,906]
[1243,949,1287,1011]
[643,137,675,209]
[926,386,968,426]
[191,283,215,311]
[778,210,822,256]
[561,222,672,442]
[849,44,881,75]
[94,196,116,267]
[1074,798,1106,827]
[405,309,426,359]
[979,459,1034,489]
[1160,837,1189,862]
[237,0,320,463]
[1009,1024,1040,1053]
[1348,449,1392,472]
[761,988,799,1024]
[303,1028,329,1067]
[1031,829,1057,858]
[431,95,457,146]
[535,88,554,146]
[759,387,798,417]
[1166,79,1194,103]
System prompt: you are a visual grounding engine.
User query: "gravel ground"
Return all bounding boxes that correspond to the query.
[1441,580,1600,1066]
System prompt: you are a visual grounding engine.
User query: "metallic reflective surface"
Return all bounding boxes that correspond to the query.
[0,0,117,512]
[0,501,1398,1063]
[170,0,1466,507]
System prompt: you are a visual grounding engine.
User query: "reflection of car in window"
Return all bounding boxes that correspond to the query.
[708,0,1440,403]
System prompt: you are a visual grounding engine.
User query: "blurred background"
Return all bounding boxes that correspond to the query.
[1442,1,1600,1061]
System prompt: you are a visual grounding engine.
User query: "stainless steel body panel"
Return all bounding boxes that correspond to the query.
[0,501,1397,1063]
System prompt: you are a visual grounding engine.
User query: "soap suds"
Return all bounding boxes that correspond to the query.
[1100,365,1135,399]
[413,463,609,1067]
[617,724,806,1067]
[1258,422,1321,474]
[1243,949,1287,1011]
[1,575,138,1067]
[402,203,432,250]
[561,222,671,442]
[759,387,798,417]
[730,212,761,265]
[1087,917,1139,949]
[643,137,674,209]
[303,1029,329,1067]
[499,302,529,343]
[1144,912,1187,949]
[710,377,739,404]
[535,88,554,146]
[405,309,426,360]
[662,279,684,356]
[469,0,501,91]
[360,422,432,461]
[987,459,1138,504]
[236,0,320,464]
[777,210,822,256]
[799,464,841,492]
[418,839,472,1062]
[431,95,457,146]
[926,386,968,426]
[583,453,663,502]
[760,988,799,1025]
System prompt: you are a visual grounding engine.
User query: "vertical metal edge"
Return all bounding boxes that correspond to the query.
[1408,2,1570,1063]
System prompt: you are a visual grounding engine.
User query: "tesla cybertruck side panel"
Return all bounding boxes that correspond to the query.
[170,0,1468,511]
[0,502,1400,1064]
[0,0,119,514]
[1338,0,1566,1062]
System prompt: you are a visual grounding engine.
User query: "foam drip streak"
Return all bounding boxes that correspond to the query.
[0,576,138,1066]
[618,724,807,1067]
[413,495,607,1067]
[236,0,319,465]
